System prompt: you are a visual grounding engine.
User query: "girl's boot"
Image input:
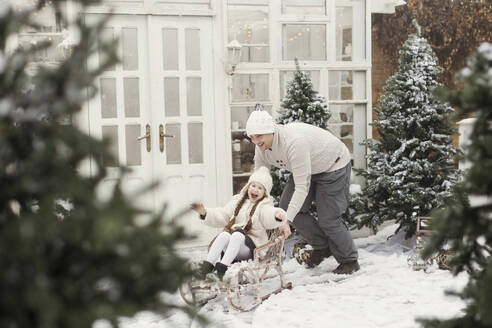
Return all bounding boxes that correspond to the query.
[194,261,215,280]
[215,262,228,280]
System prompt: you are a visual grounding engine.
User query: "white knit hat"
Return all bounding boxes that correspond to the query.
[243,166,273,196]
[245,106,275,137]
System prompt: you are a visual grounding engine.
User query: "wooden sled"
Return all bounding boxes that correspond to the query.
[179,230,293,312]
[407,216,453,271]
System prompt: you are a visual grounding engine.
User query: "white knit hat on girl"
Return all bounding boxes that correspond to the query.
[246,104,275,137]
[246,166,273,196]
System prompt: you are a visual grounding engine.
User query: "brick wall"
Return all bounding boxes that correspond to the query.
[371,19,396,140]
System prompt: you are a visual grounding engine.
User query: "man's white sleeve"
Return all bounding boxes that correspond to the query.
[285,138,311,222]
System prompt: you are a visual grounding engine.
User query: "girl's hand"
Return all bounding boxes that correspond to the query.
[274,210,286,222]
[278,221,292,239]
[190,202,206,216]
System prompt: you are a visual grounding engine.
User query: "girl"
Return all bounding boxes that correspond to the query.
[190,166,288,280]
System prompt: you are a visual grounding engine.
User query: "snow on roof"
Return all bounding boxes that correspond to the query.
[371,0,406,14]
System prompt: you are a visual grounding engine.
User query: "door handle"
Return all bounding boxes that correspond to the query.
[137,124,151,152]
[159,124,174,152]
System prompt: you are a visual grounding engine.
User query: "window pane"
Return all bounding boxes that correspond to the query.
[122,27,138,70]
[162,28,178,70]
[124,78,140,118]
[165,124,181,164]
[280,70,320,99]
[125,124,141,166]
[99,27,115,71]
[17,1,67,33]
[187,77,202,116]
[282,0,325,15]
[336,3,365,61]
[328,104,354,153]
[232,136,255,174]
[328,71,366,100]
[18,34,65,63]
[229,0,268,4]
[283,24,326,60]
[188,123,203,164]
[233,176,249,195]
[164,77,180,117]
[100,78,117,118]
[336,7,352,61]
[228,7,269,62]
[329,104,353,124]
[231,74,269,102]
[185,29,201,70]
[353,104,367,171]
[102,125,119,167]
[231,105,272,131]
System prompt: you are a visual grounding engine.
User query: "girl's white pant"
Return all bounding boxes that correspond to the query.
[206,231,251,266]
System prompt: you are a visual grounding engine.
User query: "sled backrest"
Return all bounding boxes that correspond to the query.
[416,216,432,237]
[253,229,285,266]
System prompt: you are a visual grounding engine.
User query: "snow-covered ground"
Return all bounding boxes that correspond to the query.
[116,224,468,328]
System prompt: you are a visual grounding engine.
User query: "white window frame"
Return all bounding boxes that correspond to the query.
[225,0,371,189]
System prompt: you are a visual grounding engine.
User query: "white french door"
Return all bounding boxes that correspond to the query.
[149,16,218,246]
[87,14,219,246]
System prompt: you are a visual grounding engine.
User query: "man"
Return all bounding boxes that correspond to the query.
[245,109,359,274]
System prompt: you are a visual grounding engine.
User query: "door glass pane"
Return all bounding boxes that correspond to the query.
[163,28,178,70]
[282,0,325,15]
[283,24,326,60]
[125,124,141,166]
[328,104,353,153]
[280,70,320,99]
[187,77,202,116]
[231,74,269,102]
[188,123,203,164]
[185,29,201,70]
[165,123,181,164]
[124,77,140,118]
[99,27,115,71]
[228,7,269,62]
[122,27,138,70]
[100,78,117,118]
[164,77,180,117]
[102,125,119,167]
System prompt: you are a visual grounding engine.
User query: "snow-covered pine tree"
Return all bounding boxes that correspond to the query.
[420,43,492,328]
[349,20,459,238]
[271,58,331,204]
[0,2,195,327]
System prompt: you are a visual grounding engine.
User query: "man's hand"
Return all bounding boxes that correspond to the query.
[278,221,292,239]
[190,202,206,216]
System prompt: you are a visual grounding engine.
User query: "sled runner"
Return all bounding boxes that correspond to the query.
[179,230,292,312]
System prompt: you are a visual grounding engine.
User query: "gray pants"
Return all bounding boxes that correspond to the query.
[279,163,358,263]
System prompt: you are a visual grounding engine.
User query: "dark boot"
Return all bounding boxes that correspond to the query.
[333,260,360,275]
[304,247,333,268]
[215,262,228,280]
[193,261,214,280]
